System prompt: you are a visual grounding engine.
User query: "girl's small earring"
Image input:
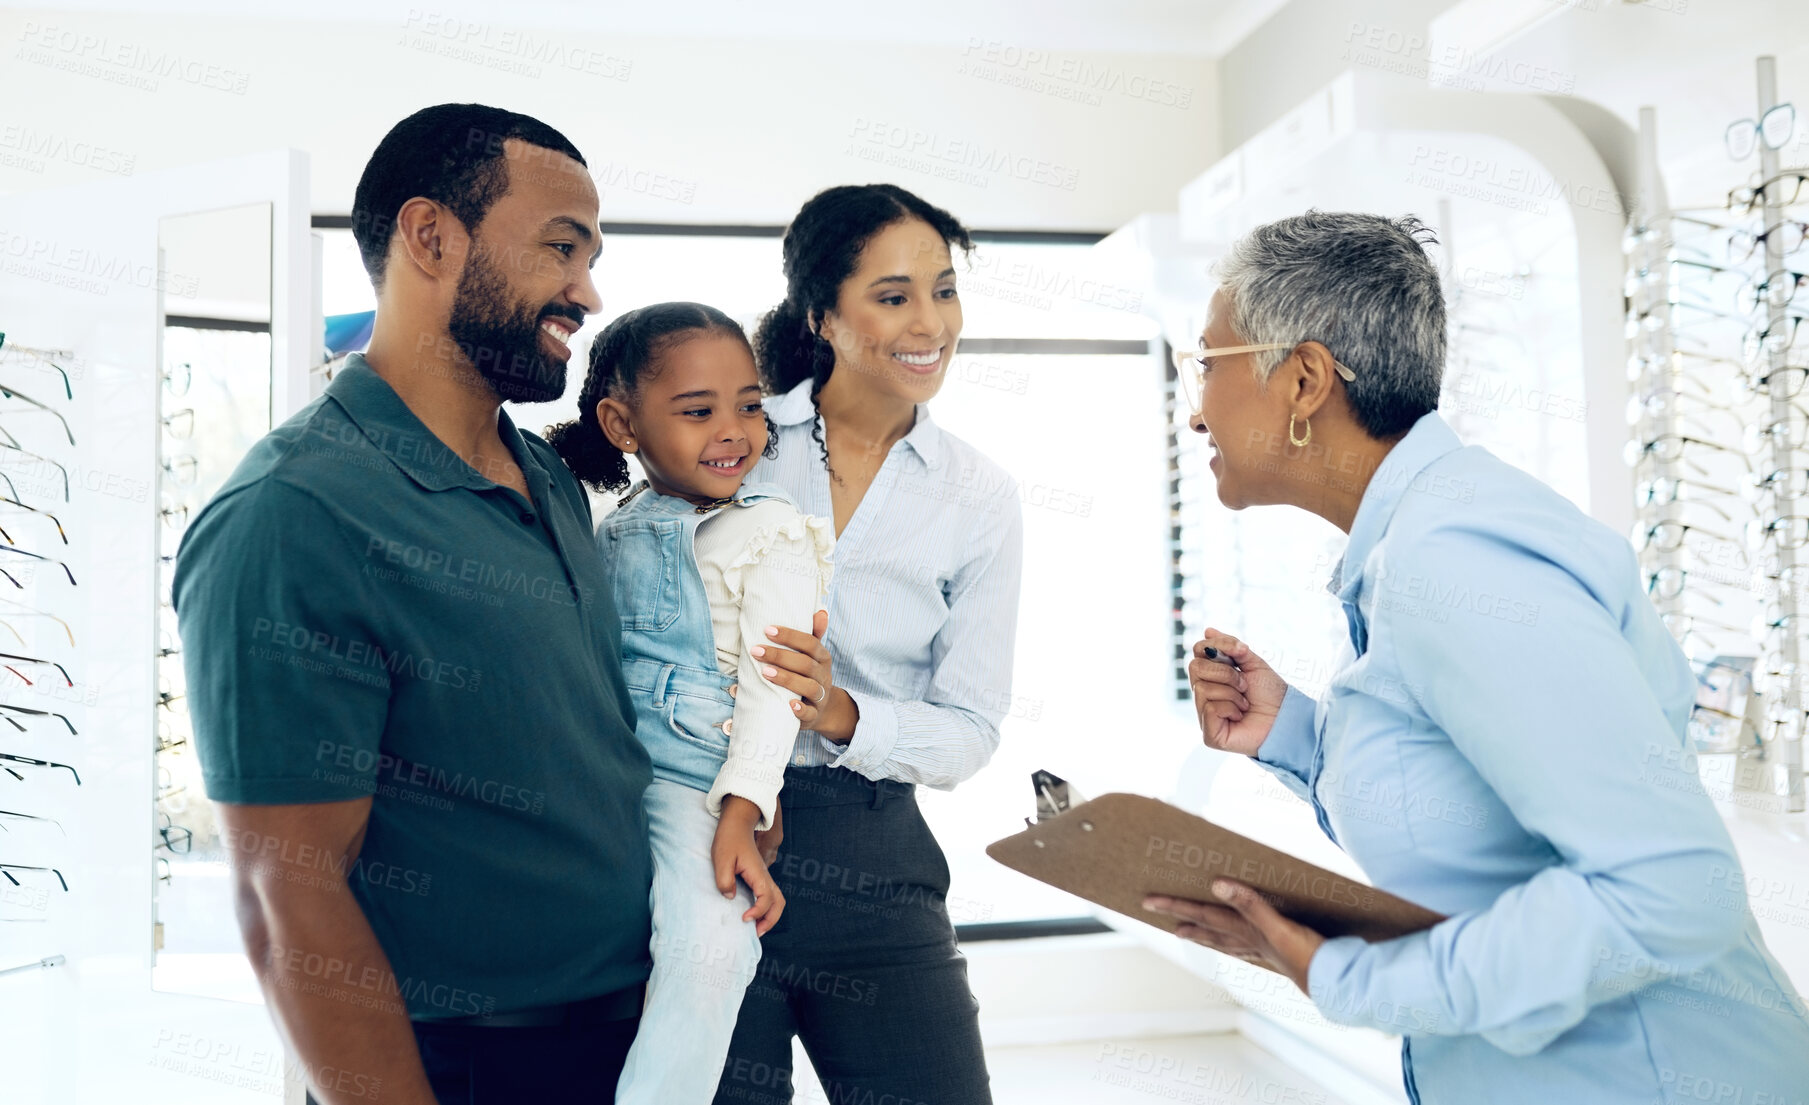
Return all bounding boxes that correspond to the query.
[623,438,634,451]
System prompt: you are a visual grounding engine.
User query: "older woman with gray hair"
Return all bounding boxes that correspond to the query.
[1144,211,1809,1104]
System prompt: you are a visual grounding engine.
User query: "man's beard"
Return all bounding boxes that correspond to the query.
[446,250,571,404]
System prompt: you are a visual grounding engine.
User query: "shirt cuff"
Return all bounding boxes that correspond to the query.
[1255,685,1319,793]
[1308,930,1449,1038]
[823,686,898,781]
[707,764,784,832]
[1306,934,1366,1024]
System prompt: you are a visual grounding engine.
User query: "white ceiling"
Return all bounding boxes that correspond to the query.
[27,0,1293,56]
[1476,1,1809,210]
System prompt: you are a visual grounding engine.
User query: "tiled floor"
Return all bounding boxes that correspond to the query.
[788,1032,1352,1105]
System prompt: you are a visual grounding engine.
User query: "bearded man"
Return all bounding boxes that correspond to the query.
[173,103,650,1105]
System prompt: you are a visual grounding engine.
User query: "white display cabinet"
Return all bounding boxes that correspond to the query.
[0,149,312,1105]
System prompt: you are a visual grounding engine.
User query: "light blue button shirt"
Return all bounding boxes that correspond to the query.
[759,380,1024,787]
[1253,412,1809,1105]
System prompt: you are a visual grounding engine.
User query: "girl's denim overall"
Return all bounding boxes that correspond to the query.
[600,479,794,788]
[598,479,794,1105]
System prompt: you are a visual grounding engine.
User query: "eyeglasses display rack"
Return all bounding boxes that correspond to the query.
[1625,59,1807,814]
[0,333,82,941]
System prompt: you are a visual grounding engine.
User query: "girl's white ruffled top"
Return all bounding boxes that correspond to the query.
[694,499,836,828]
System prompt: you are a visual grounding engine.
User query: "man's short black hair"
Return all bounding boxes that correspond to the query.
[351,103,588,288]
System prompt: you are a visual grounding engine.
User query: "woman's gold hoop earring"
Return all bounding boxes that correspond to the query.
[1288,414,1311,448]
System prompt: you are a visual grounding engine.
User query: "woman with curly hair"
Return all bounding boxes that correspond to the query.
[713,185,1024,1105]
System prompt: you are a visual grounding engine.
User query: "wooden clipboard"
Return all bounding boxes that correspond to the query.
[987,793,1445,967]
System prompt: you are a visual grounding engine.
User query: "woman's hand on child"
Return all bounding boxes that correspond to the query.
[751,609,857,742]
[714,796,786,936]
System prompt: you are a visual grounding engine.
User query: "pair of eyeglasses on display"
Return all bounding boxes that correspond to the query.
[0,496,67,545]
[1647,567,1750,601]
[1752,466,1809,500]
[1628,254,1742,285]
[0,653,72,688]
[1737,270,1809,314]
[1171,341,1357,415]
[0,703,76,735]
[0,444,69,504]
[0,863,67,892]
[1629,303,1749,337]
[1748,515,1809,551]
[1638,475,1740,509]
[1667,406,1753,444]
[0,807,63,834]
[1634,519,1741,554]
[1758,705,1809,744]
[1734,364,1809,402]
[1637,484,1739,524]
[1729,172,1809,215]
[155,810,192,855]
[162,455,197,488]
[0,598,75,649]
[1727,103,1798,161]
[0,385,74,447]
[1622,212,1734,254]
[0,546,77,588]
[0,752,79,785]
[1728,221,1809,266]
[163,359,191,399]
[162,409,194,440]
[1754,600,1809,636]
[1623,351,1728,390]
[1742,313,1809,362]
[1756,643,1800,677]
[1624,433,1748,473]
[1625,389,1757,436]
[156,722,188,755]
[1647,568,1690,600]
[1742,408,1809,455]
[0,335,74,400]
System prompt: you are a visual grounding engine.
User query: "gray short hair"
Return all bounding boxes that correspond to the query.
[1215,211,1445,439]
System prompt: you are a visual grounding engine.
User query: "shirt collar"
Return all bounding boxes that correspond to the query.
[326,354,538,493]
[1332,411,1464,601]
[766,378,943,470]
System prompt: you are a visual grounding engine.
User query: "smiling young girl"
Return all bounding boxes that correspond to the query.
[546,301,834,1104]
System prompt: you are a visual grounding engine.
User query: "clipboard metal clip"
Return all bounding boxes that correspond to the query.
[1028,769,1086,826]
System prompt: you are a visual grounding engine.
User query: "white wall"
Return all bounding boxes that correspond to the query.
[1,7,1221,230]
[0,150,313,1105]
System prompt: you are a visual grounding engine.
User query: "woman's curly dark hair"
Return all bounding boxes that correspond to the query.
[546,302,777,493]
[754,184,973,476]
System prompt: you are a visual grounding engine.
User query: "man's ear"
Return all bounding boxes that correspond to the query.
[391,196,455,280]
[597,397,635,451]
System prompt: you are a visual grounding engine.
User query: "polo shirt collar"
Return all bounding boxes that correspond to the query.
[767,378,943,470]
[1331,411,1464,601]
[326,353,537,494]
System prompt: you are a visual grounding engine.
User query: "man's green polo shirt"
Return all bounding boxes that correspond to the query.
[172,354,652,1018]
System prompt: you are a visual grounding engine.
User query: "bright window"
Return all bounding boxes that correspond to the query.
[320,226,1171,925]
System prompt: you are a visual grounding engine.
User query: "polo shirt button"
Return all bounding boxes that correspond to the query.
[794,755,806,765]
